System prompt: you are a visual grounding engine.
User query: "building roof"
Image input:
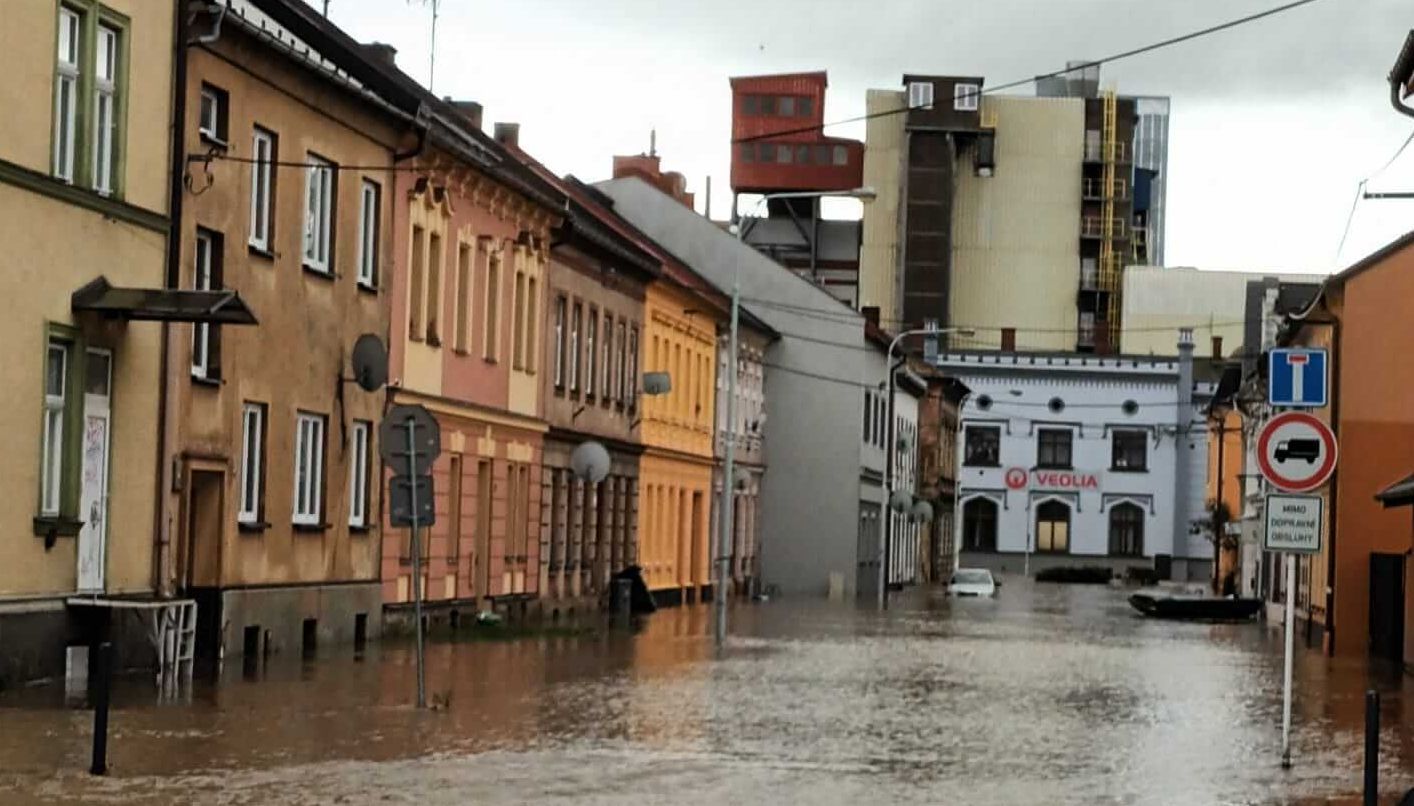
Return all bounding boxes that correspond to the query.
[1392,30,1414,92]
[1376,471,1414,508]
[730,71,828,88]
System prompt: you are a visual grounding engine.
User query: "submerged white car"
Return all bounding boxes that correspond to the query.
[948,568,998,597]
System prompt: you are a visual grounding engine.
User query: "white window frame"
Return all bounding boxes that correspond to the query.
[41,340,69,516]
[191,230,214,378]
[302,154,334,273]
[53,7,81,182]
[568,302,581,393]
[348,420,370,527]
[238,403,264,524]
[356,179,379,288]
[552,295,566,388]
[293,412,325,526]
[198,86,220,140]
[627,325,639,409]
[249,128,274,251]
[92,24,118,195]
[585,309,597,398]
[954,82,980,112]
[616,321,627,404]
[907,81,934,111]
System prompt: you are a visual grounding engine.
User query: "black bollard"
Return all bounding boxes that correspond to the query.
[1364,689,1379,806]
[90,641,112,776]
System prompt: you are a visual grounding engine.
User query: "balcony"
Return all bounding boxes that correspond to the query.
[1080,217,1129,240]
[1081,178,1128,201]
[1082,140,1129,164]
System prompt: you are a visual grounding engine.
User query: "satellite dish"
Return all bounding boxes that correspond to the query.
[889,489,912,513]
[642,372,672,396]
[910,500,934,523]
[570,440,611,483]
[351,334,387,392]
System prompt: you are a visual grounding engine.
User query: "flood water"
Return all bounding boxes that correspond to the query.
[2,580,1412,805]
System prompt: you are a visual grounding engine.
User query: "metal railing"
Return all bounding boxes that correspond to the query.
[1080,217,1128,239]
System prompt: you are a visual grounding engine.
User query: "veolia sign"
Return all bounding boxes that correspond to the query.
[1004,468,1100,491]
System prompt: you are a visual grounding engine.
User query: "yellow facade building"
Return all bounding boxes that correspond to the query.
[0,0,178,685]
[637,276,723,599]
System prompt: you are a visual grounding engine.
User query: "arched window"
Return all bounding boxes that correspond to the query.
[1108,503,1145,556]
[1035,500,1070,553]
[962,498,998,552]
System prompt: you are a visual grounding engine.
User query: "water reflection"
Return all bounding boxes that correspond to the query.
[1,580,1411,805]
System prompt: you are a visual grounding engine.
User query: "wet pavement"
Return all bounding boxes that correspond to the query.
[1,579,1412,805]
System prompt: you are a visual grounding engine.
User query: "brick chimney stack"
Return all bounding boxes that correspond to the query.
[447,99,483,131]
[494,122,520,149]
[612,154,695,209]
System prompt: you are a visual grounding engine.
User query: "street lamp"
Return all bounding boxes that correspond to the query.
[880,325,973,609]
[715,186,876,648]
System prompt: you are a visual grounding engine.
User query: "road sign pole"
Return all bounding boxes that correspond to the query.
[1280,552,1295,769]
[406,416,426,710]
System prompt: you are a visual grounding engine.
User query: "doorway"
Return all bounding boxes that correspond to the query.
[857,501,881,596]
[1369,553,1405,664]
[472,459,493,603]
[76,348,112,593]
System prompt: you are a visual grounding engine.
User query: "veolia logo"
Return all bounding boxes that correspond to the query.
[1004,468,1028,490]
[1032,470,1100,490]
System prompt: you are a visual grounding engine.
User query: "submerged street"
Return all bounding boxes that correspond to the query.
[3,580,1412,805]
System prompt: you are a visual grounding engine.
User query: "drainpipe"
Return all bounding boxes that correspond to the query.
[1173,328,1195,581]
[153,0,191,599]
[1324,315,1342,656]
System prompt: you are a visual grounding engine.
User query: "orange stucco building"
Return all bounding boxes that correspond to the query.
[1288,231,1414,669]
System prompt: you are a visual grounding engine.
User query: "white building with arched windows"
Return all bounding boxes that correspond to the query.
[936,331,1216,582]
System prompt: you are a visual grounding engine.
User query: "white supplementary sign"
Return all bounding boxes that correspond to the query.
[1264,494,1322,554]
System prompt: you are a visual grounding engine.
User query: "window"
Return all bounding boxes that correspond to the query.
[964,426,1000,466]
[832,145,848,166]
[191,228,222,380]
[53,7,81,182]
[616,320,628,406]
[798,97,813,117]
[739,143,754,163]
[92,24,119,194]
[1037,428,1073,469]
[779,96,795,116]
[198,83,228,145]
[569,302,582,394]
[348,420,371,528]
[511,269,527,368]
[483,246,500,360]
[962,498,997,552]
[408,225,425,340]
[356,180,379,288]
[552,295,566,390]
[863,390,873,443]
[249,128,275,251]
[426,232,442,344]
[1111,430,1148,471]
[525,277,537,373]
[759,95,776,116]
[601,313,613,406]
[302,154,335,273]
[813,144,829,165]
[776,144,792,164]
[293,413,326,526]
[585,308,597,399]
[627,326,639,411]
[742,95,758,116]
[40,339,70,516]
[1109,503,1144,556]
[238,403,266,524]
[907,81,934,111]
[953,82,980,112]
[1035,500,1070,553]
[795,144,810,164]
[453,242,472,352]
[757,142,774,163]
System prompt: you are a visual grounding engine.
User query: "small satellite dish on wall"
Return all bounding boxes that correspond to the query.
[351,334,388,392]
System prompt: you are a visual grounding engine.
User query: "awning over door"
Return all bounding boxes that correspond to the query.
[1376,472,1414,508]
[72,276,257,325]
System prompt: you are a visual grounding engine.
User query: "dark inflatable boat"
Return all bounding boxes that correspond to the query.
[1129,587,1262,622]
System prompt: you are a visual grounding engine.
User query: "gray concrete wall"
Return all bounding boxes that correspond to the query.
[220,583,382,660]
[595,178,869,597]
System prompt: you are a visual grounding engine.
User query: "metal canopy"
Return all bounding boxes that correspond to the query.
[72,276,258,325]
[1375,472,1414,508]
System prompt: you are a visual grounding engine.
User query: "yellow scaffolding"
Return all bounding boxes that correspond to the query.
[1099,90,1121,351]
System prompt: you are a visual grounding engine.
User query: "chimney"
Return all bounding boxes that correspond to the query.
[1000,327,1016,352]
[447,99,483,130]
[1211,335,1224,359]
[493,122,520,149]
[361,42,398,67]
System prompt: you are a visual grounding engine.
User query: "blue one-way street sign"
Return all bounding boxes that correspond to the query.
[1268,348,1327,408]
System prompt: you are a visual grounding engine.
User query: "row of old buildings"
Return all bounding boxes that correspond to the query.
[0,0,966,686]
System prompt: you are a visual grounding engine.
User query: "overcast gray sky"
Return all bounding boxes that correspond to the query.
[322,0,1412,274]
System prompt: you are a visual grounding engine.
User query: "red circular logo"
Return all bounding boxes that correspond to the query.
[1256,411,1338,492]
[1004,467,1028,490]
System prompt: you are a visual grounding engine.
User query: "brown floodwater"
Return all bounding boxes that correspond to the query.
[1,580,1411,805]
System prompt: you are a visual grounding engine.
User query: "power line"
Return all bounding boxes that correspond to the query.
[732,0,1322,145]
[1334,125,1414,264]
